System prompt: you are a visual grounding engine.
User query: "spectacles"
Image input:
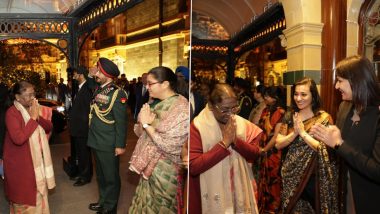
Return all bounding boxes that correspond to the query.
[214,104,240,114]
[147,82,161,87]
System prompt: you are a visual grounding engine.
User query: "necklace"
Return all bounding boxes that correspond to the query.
[351,109,360,126]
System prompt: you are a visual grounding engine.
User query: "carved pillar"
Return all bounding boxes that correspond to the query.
[321,0,347,120]
[281,0,323,106]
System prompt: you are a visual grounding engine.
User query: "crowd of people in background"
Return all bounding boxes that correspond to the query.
[189,55,380,214]
[0,54,379,214]
[0,59,190,214]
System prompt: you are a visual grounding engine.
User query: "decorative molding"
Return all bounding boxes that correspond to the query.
[283,22,324,50]
[0,18,70,35]
[77,0,143,34]
[283,22,324,38]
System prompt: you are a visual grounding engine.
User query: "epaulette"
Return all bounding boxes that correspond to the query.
[102,84,118,95]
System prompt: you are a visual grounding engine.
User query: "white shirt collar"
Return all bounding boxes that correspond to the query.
[101,81,112,88]
[78,80,86,90]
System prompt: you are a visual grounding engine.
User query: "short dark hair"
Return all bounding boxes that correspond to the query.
[234,77,250,92]
[10,81,34,101]
[148,66,177,92]
[264,86,285,113]
[336,55,380,113]
[209,83,236,105]
[290,77,321,113]
[254,85,266,95]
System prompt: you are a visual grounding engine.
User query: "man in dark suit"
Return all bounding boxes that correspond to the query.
[134,73,149,121]
[87,58,128,214]
[69,66,93,186]
[58,77,68,103]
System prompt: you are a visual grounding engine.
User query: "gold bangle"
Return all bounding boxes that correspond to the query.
[218,141,228,149]
[301,132,308,139]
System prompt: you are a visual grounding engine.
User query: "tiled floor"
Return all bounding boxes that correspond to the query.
[0,114,140,214]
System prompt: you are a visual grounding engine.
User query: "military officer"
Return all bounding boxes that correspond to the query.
[87,58,128,214]
[233,77,253,119]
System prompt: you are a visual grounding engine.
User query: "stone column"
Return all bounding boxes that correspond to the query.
[280,0,323,105]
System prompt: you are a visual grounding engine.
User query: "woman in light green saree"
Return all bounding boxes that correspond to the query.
[128,66,189,213]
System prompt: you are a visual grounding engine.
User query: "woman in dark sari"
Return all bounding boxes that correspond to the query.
[275,77,338,213]
[257,86,285,213]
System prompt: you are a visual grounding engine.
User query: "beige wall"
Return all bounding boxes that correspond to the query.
[126,0,159,31]
[84,0,189,80]
[162,35,188,70]
[346,0,362,57]
[125,41,159,78]
[280,0,323,72]
[93,34,188,80]
[126,0,181,31]
[280,0,324,105]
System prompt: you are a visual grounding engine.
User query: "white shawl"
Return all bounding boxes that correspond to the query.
[194,105,259,214]
[14,101,56,195]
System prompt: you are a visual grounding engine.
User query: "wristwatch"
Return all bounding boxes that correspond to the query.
[142,123,150,129]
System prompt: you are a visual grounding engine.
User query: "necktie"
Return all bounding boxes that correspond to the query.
[142,85,146,95]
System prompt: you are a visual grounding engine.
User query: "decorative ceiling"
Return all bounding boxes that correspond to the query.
[192,0,278,35]
[0,0,90,14]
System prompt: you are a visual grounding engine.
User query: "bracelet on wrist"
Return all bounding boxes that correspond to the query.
[301,132,308,139]
[260,148,266,154]
[218,140,228,149]
[142,123,150,129]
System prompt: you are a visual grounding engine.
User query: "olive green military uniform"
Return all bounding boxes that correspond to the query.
[87,82,127,211]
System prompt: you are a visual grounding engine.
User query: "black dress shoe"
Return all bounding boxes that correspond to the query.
[89,202,103,211]
[73,179,90,186]
[96,208,116,214]
[70,176,80,181]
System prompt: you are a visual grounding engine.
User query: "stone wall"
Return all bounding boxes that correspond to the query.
[126,0,159,31]
[163,0,179,19]
[126,0,180,31]
[124,42,159,78]
[162,37,187,71]
[87,0,188,79]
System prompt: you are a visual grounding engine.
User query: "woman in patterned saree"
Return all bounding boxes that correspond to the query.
[257,86,285,214]
[275,77,338,213]
[128,66,189,213]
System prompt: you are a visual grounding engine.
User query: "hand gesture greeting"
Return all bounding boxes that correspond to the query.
[28,98,39,120]
[221,116,236,148]
[293,112,305,135]
[139,103,156,125]
[309,124,343,148]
